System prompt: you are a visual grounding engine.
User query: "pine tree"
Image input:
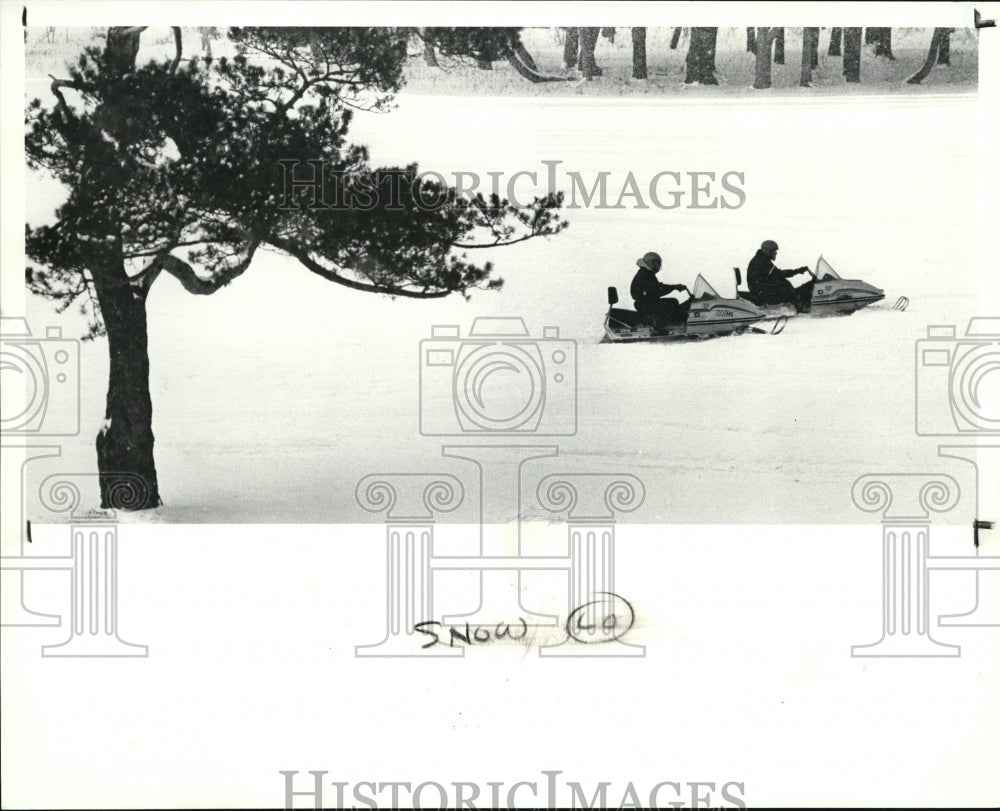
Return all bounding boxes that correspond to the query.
[25,27,567,509]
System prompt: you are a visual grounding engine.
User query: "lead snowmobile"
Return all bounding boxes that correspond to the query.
[602,274,788,343]
[733,256,908,318]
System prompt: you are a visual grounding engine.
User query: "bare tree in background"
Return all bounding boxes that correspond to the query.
[801,27,820,87]
[842,27,862,83]
[937,28,953,65]
[562,27,602,78]
[684,27,718,85]
[866,27,894,60]
[632,27,647,80]
[773,27,785,64]
[907,27,954,83]
[751,27,780,89]
[828,27,842,56]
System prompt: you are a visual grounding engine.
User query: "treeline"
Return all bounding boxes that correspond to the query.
[29,26,967,88]
[416,27,966,88]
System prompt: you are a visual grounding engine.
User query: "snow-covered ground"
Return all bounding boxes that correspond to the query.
[20,89,984,525]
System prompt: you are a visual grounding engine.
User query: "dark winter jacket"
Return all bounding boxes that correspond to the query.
[631,267,688,310]
[747,249,806,294]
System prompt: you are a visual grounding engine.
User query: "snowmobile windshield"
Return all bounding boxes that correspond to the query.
[816,256,841,281]
[692,274,719,300]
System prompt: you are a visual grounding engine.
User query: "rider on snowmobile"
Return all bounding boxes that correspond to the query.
[747,240,815,313]
[630,252,692,330]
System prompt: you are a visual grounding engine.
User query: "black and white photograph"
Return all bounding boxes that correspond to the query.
[2,2,998,808]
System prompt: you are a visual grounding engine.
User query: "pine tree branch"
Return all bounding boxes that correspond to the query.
[452,234,539,249]
[155,242,259,295]
[269,236,450,298]
[125,240,212,259]
[128,260,162,300]
[506,52,568,83]
[49,76,92,114]
[170,27,183,74]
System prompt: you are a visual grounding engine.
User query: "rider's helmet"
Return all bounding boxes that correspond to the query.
[637,252,662,271]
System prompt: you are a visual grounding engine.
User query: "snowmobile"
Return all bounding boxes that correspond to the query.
[602,274,788,344]
[733,256,909,319]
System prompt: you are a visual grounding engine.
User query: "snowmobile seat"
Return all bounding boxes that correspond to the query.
[737,289,765,306]
[733,268,763,306]
[606,307,646,331]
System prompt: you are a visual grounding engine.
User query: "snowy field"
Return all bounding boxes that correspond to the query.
[20,88,983,525]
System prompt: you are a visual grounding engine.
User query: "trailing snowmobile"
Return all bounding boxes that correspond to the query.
[602,274,787,343]
[733,256,908,318]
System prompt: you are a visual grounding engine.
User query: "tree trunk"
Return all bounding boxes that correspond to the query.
[842,27,862,82]
[746,27,756,54]
[563,27,579,68]
[937,28,952,65]
[92,266,161,510]
[579,26,600,79]
[670,27,682,50]
[685,27,718,85]
[84,27,161,511]
[753,27,778,89]
[881,30,895,60]
[420,29,439,67]
[828,27,842,56]
[869,27,894,59]
[105,26,143,76]
[908,27,951,83]
[773,27,785,64]
[801,27,820,86]
[631,27,647,79]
